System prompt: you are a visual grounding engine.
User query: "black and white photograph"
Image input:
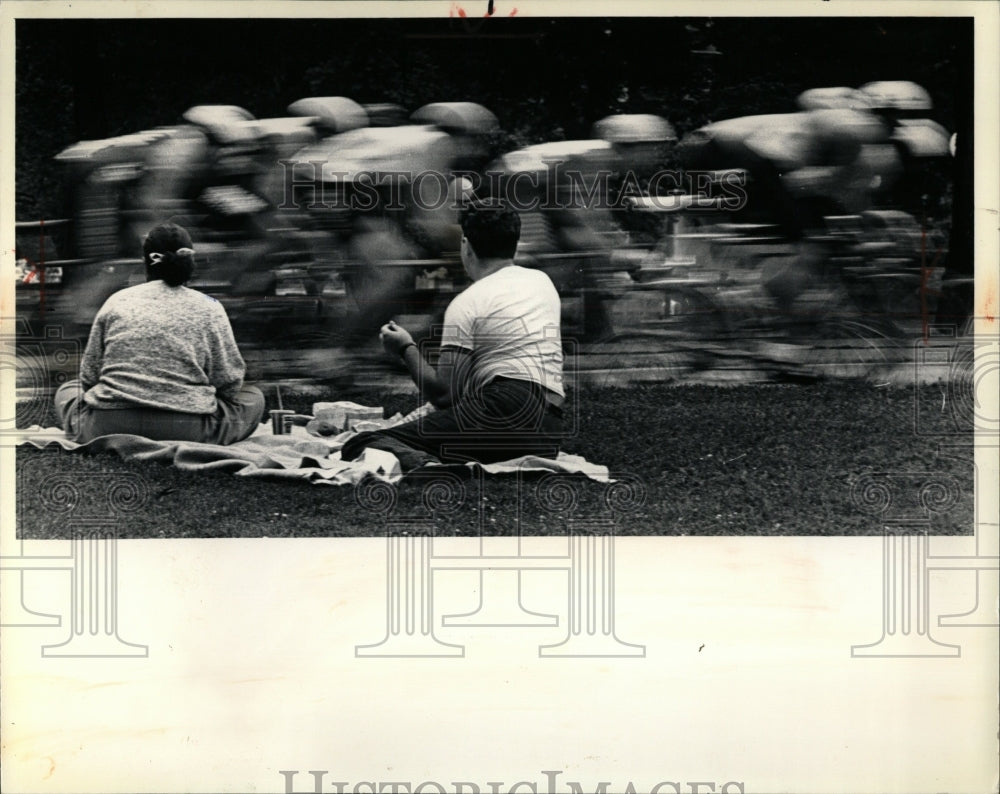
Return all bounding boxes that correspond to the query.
[1,2,997,793]
[8,8,984,537]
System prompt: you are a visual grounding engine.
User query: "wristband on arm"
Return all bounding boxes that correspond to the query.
[398,342,417,358]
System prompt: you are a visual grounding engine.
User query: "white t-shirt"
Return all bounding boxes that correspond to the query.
[441,265,564,397]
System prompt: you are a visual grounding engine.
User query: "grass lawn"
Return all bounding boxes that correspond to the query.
[15,382,974,537]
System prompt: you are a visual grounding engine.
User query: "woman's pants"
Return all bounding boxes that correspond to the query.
[54,379,266,445]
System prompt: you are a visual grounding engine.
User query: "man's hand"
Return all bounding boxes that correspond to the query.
[380,321,471,408]
[379,321,415,357]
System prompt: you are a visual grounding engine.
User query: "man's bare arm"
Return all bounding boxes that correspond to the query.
[401,343,472,408]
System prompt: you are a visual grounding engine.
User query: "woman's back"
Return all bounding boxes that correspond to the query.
[80,280,246,414]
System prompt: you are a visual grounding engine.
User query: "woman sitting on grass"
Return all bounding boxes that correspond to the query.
[55,222,265,444]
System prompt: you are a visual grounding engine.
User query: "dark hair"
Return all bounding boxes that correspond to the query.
[460,201,521,260]
[142,222,195,287]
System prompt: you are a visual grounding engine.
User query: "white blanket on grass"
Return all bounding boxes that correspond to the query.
[17,421,610,487]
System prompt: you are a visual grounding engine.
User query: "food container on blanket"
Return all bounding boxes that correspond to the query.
[310,401,385,435]
[269,409,294,434]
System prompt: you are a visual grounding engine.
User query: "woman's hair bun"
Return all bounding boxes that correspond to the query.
[143,222,196,286]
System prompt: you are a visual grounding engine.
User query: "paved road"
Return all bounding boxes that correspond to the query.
[13,324,967,417]
[237,330,964,395]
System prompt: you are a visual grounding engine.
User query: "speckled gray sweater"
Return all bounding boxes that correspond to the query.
[79,280,246,414]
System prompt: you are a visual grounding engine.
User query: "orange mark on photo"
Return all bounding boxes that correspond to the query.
[979,278,996,324]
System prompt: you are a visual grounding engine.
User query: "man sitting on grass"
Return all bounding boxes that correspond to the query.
[341,200,565,471]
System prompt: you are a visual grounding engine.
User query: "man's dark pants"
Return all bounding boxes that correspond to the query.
[341,377,563,469]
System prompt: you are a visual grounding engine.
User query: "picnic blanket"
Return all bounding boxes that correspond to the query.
[17,403,610,486]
